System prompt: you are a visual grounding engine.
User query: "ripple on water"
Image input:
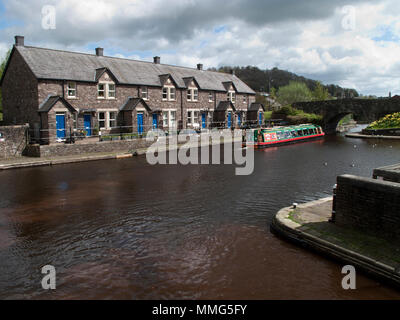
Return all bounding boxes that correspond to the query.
[0,135,400,299]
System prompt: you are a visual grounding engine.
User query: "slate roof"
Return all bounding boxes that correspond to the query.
[120,97,152,112]
[248,102,265,112]
[216,101,236,112]
[13,46,255,94]
[38,95,77,113]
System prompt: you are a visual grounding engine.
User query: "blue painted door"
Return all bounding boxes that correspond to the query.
[56,114,66,139]
[259,112,263,126]
[227,112,232,128]
[238,113,241,126]
[138,113,144,134]
[152,114,158,129]
[84,114,91,136]
[202,113,206,129]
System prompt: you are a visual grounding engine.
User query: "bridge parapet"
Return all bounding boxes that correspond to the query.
[293,98,400,134]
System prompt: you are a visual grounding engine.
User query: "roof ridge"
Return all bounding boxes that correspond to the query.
[16,45,255,94]
[20,45,240,77]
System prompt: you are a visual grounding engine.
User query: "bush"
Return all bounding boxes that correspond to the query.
[264,111,272,120]
[276,81,313,105]
[272,105,323,125]
[368,112,400,129]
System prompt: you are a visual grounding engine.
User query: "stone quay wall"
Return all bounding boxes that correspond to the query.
[0,124,29,158]
[362,127,400,136]
[335,174,400,241]
[373,164,400,183]
[38,138,157,158]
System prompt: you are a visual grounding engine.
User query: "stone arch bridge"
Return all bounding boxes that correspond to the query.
[293,98,400,134]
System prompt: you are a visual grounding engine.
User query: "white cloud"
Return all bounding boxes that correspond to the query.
[0,0,399,96]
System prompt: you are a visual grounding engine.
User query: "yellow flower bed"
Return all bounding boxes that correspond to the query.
[368,112,400,129]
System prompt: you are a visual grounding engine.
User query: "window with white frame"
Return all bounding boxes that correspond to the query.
[187,88,198,102]
[109,112,117,128]
[162,86,176,101]
[141,87,148,100]
[227,91,236,104]
[163,111,168,127]
[187,110,200,127]
[108,84,115,98]
[170,110,176,128]
[193,110,199,124]
[98,111,118,129]
[98,112,106,129]
[162,87,168,100]
[170,87,176,100]
[243,95,247,104]
[67,82,76,98]
[98,84,105,98]
[162,110,177,128]
[98,83,116,99]
[209,91,213,102]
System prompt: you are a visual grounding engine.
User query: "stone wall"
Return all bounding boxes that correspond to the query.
[0,124,29,158]
[362,127,400,136]
[335,174,400,240]
[39,138,157,158]
[2,49,39,127]
[373,164,400,183]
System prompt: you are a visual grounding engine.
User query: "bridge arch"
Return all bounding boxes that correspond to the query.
[324,113,353,133]
[293,98,400,134]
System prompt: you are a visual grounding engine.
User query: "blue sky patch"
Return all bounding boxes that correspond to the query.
[214,25,227,34]
[372,25,399,43]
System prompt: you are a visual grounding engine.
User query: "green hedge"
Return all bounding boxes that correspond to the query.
[272,105,323,125]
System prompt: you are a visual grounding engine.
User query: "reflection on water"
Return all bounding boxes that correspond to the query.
[0,131,400,299]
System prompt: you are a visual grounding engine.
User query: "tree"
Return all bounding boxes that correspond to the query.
[270,87,277,100]
[0,49,11,120]
[312,81,330,101]
[276,81,313,106]
[255,93,268,108]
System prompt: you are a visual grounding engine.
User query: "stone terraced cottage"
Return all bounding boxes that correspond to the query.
[0,36,264,144]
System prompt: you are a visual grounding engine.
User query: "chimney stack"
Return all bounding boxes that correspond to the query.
[95,47,104,56]
[15,35,24,47]
[153,56,160,64]
[197,63,203,70]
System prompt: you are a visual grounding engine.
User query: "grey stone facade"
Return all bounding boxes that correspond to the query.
[0,36,259,145]
[0,124,29,158]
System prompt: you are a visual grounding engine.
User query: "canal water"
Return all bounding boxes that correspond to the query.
[0,131,400,299]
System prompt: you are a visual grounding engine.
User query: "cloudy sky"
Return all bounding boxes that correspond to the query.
[0,0,400,96]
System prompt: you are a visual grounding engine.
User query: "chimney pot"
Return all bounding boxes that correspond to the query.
[154,56,160,64]
[197,63,203,70]
[95,47,104,56]
[15,35,24,47]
